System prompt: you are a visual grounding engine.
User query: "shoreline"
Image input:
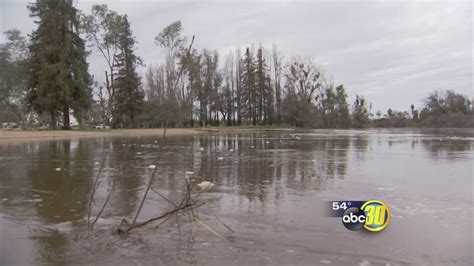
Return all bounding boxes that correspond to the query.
[0,127,296,143]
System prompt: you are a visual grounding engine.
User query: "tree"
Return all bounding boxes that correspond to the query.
[0,30,30,128]
[26,0,92,129]
[240,47,257,125]
[282,57,323,127]
[352,95,370,128]
[420,90,472,127]
[321,84,351,128]
[82,4,125,126]
[272,44,283,124]
[113,16,144,128]
[256,46,273,124]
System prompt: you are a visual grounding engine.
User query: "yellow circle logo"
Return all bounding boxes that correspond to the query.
[361,200,390,232]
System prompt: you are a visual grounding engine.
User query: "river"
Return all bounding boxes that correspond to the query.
[0,129,472,265]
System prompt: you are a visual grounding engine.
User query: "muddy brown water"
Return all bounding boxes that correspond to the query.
[0,129,472,265]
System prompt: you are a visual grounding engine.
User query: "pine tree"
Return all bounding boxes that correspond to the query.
[256,46,273,124]
[240,47,257,125]
[26,0,91,129]
[113,16,144,128]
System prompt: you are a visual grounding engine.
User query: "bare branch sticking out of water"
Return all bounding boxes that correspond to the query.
[87,152,108,230]
[131,165,158,225]
[117,166,233,239]
[194,217,222,239]
[90,180,115,230]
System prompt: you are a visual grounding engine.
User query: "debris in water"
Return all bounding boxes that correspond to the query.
[136,152,142,155]
[148,164,157,169]
[217,157,224,160]
[54,168,61,171]
[202,242,211,246]
[250,145,255,148]
[265,141,270,144]
[229,148,234,152]
[320,260,332,264]
[286,249,297,254]
[24,198,42,203]
[154,140,158,143]
[197,181,215,189]
[94,162,99,165]
[199,147,205,151]
[185,171,195,175]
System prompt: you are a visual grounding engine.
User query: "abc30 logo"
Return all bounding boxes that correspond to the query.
[338,200,390,232]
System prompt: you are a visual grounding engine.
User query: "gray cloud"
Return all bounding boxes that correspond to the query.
[1,0,472,113]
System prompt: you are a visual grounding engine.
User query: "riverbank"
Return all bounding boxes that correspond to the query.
[0,126,295,143]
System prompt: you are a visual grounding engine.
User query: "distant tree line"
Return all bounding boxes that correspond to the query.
[0,1,472,130]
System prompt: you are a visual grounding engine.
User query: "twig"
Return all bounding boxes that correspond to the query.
[183,177,196,218]
[205,203,234,233]
[90,180,115,230]
[150,187,178,207]
[126,201,204,232]
[194,217,222,238]
[131,165,158,225]
[88,152,108,229]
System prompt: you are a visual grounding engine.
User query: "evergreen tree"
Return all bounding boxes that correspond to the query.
[114,16,144,128]
[256,46,273,124]
[26,0,91,129]
[240,47,257,125]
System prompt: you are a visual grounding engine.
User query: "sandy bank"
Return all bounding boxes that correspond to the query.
[0,127,295,143]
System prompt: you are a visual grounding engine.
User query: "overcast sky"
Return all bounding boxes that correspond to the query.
[1,0,472,113]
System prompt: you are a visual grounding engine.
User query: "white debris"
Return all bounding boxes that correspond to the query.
[136,152,142,155]
[54,168,61,171]
[265,141,270,144]
[148,164,157,169]
[154,140,158,143]
[24,199,42,203]
[197,181,215,190]
[94,162,99,165]
[199,147,205,151]
[217,157,224,160]
[320,260,332,264]
[250,145,255,149]
[185,171,195,175]
[229,149,234,152]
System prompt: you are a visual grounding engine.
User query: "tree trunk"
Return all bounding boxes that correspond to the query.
[50,112,57,130]
[63,106,71,130]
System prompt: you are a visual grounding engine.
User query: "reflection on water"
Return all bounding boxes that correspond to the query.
[0,129,473,265]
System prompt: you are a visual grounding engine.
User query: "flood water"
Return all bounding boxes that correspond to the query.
[0,129,472,265]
